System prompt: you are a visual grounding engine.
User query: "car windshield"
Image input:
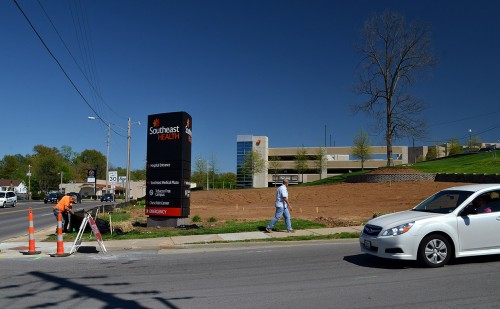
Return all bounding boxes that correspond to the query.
[413,190,473,213]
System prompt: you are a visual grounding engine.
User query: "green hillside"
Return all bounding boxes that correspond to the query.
[304,150,499,186]
[411,151,500,174]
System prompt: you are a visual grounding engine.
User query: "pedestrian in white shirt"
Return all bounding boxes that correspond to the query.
[266,179,294,233]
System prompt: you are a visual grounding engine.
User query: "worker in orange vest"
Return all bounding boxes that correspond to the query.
[53,195,75,233]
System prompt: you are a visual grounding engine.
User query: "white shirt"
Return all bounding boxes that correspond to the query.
[275,184,288,208]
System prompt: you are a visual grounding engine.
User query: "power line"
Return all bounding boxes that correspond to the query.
[36,0,125,121]
[14,0,128,140]
[13,0,103,122]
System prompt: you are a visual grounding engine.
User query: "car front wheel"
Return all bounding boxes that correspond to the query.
[418,234,451,267]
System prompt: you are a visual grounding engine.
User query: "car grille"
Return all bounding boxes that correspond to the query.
[363,224,382,236]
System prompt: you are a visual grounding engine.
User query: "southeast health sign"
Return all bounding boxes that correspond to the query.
[146,112,192,224]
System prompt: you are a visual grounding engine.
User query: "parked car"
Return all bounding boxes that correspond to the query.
[0,191,17,208]
[100,193,115,202]
[44,192,64,204]
[360,184,500,267]
[66,192,82,203]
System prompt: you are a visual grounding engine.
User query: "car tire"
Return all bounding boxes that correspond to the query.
[2,202,5,208]
[418,234,451,267]
[12,201,16,207]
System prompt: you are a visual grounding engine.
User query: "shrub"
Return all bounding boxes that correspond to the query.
[208,217,217,222]
[192,215,201,222]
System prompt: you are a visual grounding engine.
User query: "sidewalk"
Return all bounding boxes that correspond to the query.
[0,226,363,258]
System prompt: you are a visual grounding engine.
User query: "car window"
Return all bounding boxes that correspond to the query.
[0,192,5,198]
[470,190,500,214]
[414,190,473,213]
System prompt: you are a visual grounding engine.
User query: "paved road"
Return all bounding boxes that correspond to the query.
[0,200,106,241]
[1,240,500,308]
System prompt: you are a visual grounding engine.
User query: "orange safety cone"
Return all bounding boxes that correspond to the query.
[21,208,41,255]
[50,211,70,257]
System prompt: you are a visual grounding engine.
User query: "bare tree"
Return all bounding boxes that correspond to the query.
[268,156,282,187]
[351,129,372,170]
[295,146,308,183]
[209,154,218,190]
[354,10,435,166]
[313,146,327,179]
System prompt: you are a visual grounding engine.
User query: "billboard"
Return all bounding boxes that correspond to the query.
[146,112,192,218]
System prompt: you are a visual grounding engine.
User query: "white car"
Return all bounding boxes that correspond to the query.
[360,184,500,267]
[0,191,17,208]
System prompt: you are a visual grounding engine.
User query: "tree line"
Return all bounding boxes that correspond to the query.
[0,144,145,196]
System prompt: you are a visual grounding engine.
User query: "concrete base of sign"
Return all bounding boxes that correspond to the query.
[147,217,191,228]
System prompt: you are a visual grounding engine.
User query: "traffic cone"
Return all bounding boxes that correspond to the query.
[50,211,70,257]
[21,208,41,255]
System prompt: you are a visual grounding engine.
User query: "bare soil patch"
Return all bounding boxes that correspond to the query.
[188,182,471,227]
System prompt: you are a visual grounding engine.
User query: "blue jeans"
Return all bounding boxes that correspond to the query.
[267,207,292,231]
[53,209,70,233]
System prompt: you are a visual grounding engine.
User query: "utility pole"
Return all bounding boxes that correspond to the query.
[106,123,110,194]
[126,117,131,202]
[125,117,141,202]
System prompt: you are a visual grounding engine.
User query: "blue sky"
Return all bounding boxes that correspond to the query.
[1,0,499,173]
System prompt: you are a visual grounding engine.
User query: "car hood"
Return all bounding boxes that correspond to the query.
[367,210,443,228]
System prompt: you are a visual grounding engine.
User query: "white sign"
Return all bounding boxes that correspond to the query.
[119,176,127,183]
[109,171,118,184]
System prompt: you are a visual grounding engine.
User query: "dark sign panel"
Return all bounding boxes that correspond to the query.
[146,112,192,218]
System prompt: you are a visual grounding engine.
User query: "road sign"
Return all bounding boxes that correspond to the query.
[109,171,118,184]
[119,176,127,183]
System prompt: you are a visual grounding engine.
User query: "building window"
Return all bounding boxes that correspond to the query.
[236,141,253,188]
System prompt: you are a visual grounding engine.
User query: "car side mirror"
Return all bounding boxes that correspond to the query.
[461,205,478,216]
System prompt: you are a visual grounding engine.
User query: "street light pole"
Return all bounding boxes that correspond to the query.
[27,165,31,200]
[58,171,63,192]
[469,128,472,150]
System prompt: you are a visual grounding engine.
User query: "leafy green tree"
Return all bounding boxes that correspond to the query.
[74,149,106,182]
[31,145,67,192]
[60,145,79,163]
[0,154,26,180]
[425,146,437,161]
[295,146,308,183]
[241,150,266,183]
[354,10,435,166]
[217,172,236,189]
[448,138,463,156]
[351,129,372,170]
[130,169,146,180]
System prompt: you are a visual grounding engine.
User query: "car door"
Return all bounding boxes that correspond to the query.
[6,192,13,206]
[457,194,500,252]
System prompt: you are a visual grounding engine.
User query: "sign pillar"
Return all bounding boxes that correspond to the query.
[146,111,192,227]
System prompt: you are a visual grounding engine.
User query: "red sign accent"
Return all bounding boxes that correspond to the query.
[145,207,182,217]
[88,216,103,242]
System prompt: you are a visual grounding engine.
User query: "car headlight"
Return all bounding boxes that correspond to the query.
[381,222,415,236]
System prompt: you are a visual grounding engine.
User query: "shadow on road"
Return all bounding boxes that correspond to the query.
[344,254,418,269]
[2,271,192,308]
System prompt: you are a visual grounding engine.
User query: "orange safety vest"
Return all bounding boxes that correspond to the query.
[53,195,73,213]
